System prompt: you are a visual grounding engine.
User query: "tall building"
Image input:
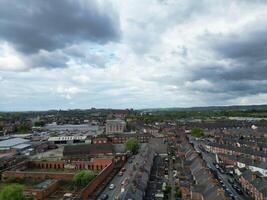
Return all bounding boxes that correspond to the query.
[105,119,126,134]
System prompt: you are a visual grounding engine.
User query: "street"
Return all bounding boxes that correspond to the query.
[99,159,133,199]
[192,139,251,200]
[99,145,147,200]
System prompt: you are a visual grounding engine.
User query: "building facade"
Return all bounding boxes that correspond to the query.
[105,119,126,134]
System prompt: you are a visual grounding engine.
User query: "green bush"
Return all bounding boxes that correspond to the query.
[124,138,139,153]
[73,170,96,187]
[191,128,204,137]
[0,184,33,200]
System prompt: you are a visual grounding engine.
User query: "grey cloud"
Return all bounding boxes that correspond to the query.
[198,25,267,81]
[209,30,267,64]
[29,50,69,68]
[188,26,267,98]
[0,0,120,54]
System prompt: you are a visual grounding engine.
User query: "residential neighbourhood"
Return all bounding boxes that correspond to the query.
[0,108,267,199]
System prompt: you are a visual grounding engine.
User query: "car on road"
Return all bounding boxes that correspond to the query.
[109,184,115,190]
[121,178,128,186]
[118,171,123,176]
[98,194,109,200]
[173,170,178,178]
[233,185,242,194]
[228,178,234,184]
[219,168,225,174]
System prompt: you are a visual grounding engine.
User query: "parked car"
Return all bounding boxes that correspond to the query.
[228,178,234,184]
[118,171,123,176]
[121,167,126,172]
[121,178,128,186]
[109,184,115,190]
[99,194,109,200]
[233,185,242,194]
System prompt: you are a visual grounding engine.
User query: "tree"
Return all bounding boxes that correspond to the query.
[73,170,96,187]
[124,138,139,153]
[0,184,33,200]
[16,122,31,133]
[34,121,45,127]
[165,184,172,194]
[175,186,181,198]
[126,122,137,131]
[191,128,204,137]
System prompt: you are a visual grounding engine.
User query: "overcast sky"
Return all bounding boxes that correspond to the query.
[0,0,267,111]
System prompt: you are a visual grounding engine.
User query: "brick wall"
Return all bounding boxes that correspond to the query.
[25,180,58,200]
[218,155,237,166]
[79,161,115,200]
[27,158,113,171]
[2,171,74,181]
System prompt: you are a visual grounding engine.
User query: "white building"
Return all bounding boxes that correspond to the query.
[105,119,126,134]
[48,135,89,144]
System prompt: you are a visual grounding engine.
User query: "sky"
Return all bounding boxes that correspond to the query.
[0,0,267,111]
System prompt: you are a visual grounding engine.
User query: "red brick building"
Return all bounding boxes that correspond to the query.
[92,137,108,144]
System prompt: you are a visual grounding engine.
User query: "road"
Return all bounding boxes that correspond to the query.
[100,159,133,199]
[192,139,247,200]
[100,145,147,200]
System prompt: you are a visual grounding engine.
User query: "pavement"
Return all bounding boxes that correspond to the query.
[192,139,252,200]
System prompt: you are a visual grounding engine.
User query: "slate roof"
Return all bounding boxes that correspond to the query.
[63,143,113,157]
[119,145,155,200]
[207,142,267,157]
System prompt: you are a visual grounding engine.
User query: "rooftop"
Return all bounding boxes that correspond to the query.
[0,138,30,148]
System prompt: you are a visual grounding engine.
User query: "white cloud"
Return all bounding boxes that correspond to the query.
[54,85,87,99]
[0,42,28,71]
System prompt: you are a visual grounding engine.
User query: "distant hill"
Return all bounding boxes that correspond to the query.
[139,105,267,112]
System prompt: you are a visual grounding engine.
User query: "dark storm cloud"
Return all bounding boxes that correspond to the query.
[201,27,267,81]
[189,26,267,97]
[0,0,120,54]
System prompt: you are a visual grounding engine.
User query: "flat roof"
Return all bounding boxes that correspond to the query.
[13,143,31,149]
[0,138,30,148]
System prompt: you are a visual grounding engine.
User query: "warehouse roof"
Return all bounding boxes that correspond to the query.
[0,138,29,148]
